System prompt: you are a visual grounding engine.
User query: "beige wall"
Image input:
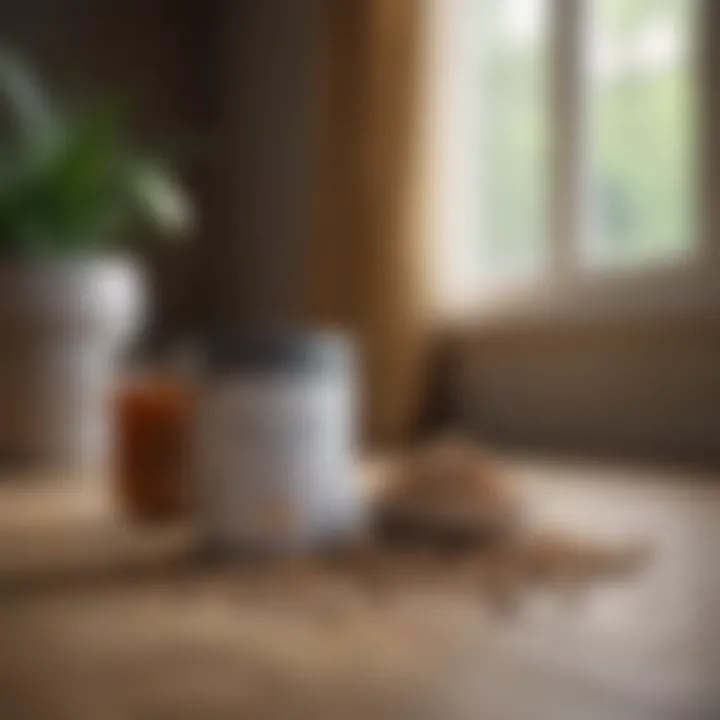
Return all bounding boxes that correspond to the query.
[457,313,720,463]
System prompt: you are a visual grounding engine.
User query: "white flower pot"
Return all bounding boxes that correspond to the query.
[0,257,145,470]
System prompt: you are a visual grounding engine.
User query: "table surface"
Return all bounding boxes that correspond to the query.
[0,458,718,720]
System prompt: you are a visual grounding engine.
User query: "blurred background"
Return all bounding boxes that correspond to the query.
[1,0,717,462]
[3,0,717,462]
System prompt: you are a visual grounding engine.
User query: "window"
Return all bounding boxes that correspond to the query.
[473,0,549,278]
[587,0,696,267]
[458,0,699,293]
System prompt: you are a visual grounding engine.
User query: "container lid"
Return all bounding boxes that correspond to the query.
[202,330,352,376]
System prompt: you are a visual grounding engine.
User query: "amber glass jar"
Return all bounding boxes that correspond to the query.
[114,375,195,523]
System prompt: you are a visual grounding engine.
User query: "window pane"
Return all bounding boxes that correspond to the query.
[587,0,697,266]
[473,0,549,278]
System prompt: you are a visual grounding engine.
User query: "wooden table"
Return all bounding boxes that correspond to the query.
[0,459,718,719]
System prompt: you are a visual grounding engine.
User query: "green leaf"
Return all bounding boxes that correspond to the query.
[126,159,193,237]
[0,55,193,257]
[0,52,55,142]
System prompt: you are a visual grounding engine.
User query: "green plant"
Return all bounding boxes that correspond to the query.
[0,54,192,257]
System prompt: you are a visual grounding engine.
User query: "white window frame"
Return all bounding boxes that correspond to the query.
[423,0,720,323]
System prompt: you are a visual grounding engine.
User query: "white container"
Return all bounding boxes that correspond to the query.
[196,333,360,553]
[0,257,144,469]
